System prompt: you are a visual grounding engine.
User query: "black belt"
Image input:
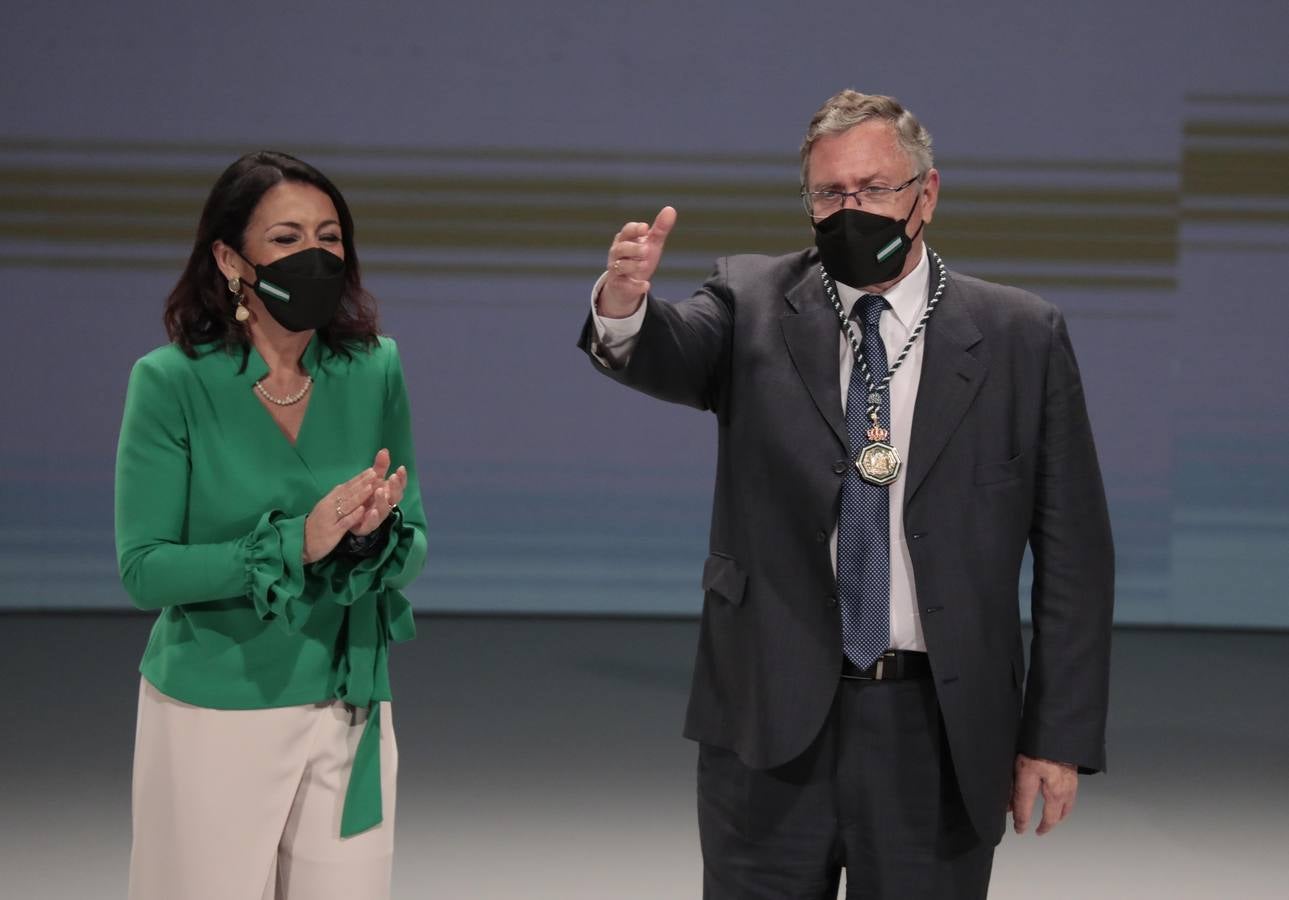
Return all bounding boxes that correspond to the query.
[841,650,931,681]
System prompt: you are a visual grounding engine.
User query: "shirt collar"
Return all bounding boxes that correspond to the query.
[243,333,324,381]
[196,333,325,383]
[833,245,930,330]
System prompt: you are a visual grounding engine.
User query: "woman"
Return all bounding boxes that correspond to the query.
[115,151,427,900]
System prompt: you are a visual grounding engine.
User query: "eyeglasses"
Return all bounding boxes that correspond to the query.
[801,173,924,219]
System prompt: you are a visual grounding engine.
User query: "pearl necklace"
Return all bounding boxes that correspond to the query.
[254,376,313,406]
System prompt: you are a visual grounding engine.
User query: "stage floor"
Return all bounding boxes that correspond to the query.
[3,614,1286,899]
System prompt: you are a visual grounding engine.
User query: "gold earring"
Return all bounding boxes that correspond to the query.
[228,276,251,322]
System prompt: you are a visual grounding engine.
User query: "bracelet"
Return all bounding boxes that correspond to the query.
[335,514,395,559]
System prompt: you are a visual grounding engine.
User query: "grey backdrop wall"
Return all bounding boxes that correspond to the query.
[2,0,1286,625]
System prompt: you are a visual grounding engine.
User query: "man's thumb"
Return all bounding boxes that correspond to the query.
[649,206,677,244]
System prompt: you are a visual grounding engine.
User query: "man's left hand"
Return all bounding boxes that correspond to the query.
[1009,754,1078,835]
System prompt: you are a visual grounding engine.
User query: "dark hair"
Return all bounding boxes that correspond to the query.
[163,150,379,358]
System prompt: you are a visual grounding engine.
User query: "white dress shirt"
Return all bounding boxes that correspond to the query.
[590,247,931,651]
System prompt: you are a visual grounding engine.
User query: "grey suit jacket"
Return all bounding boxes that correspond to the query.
[577,247,1114,844]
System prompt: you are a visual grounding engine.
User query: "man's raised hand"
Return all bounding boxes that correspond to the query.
[599,206,677,317]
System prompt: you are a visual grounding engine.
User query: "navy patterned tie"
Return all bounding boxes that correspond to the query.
[838,294,891,669]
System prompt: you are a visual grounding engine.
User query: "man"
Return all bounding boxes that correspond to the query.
[578,91,1114,898]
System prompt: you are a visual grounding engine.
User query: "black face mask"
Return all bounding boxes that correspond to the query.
[241,247,346,332]
[812,190,924,289]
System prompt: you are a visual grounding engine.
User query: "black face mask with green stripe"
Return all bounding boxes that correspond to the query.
[813,191,924,289]
[242,247,345,332]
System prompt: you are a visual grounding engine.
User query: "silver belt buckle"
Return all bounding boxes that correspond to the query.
[874,650,897,680]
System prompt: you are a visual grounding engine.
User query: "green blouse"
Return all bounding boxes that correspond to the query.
[114,334,426,837]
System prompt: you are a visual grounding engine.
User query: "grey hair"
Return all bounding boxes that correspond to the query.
[799,90,933,188]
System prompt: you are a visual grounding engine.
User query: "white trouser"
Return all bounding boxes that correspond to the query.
[128,679,397,900]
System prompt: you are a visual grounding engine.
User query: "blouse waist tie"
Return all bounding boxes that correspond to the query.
[334,589,414,838]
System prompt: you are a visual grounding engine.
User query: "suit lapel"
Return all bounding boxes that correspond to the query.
[781,271,847,448]
[905,274,986,503]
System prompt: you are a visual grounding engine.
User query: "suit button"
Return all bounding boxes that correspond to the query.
[832,459,848,475]
[911,532,926,540]
[815,530,827,543]
[826,594,838,606]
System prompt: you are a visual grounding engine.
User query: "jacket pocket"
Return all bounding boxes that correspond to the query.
[974,453,1024,486]
[702,553,748,607]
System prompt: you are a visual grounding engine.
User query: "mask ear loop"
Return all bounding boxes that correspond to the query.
[231,249,261,296]
[900,179,926,243]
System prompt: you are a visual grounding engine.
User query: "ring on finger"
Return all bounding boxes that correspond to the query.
[335,497,347,521]
[613,259,621,272]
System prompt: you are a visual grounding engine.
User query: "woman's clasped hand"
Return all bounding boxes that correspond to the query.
[303,448,409,563]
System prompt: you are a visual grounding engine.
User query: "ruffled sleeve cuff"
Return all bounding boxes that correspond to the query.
[243,509,308,630]
[312,507,425,622]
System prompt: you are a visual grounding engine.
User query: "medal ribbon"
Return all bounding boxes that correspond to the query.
[819,247,948,429]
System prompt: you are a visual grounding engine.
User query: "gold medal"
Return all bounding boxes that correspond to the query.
[855,440,901,485]
[855,413,901,485]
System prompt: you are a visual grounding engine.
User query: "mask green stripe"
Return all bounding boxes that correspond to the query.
[258,280,290,302]
[875,237,903,262]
